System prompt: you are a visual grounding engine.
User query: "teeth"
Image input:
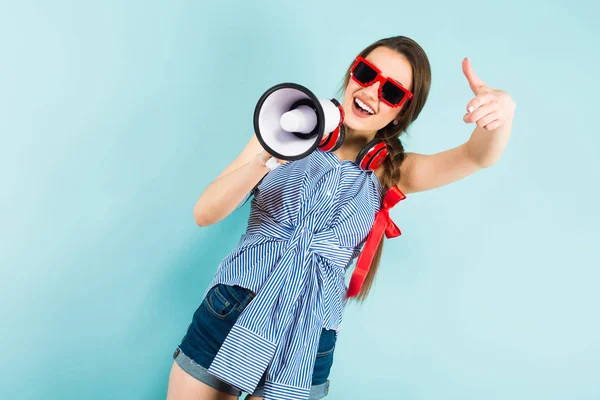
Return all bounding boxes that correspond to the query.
[355,98,375,115]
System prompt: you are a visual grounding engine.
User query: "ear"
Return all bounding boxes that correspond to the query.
[393,111,403,125]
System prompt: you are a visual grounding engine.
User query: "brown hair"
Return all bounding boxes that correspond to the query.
[336,36,432,302]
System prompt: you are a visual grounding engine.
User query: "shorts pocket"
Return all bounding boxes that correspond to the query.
[316,328,337,358]
[204,284,240,320]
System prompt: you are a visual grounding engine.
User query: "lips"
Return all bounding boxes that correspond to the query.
[351,96,377,119]
[354,95,377,115]
[352,99,371,119]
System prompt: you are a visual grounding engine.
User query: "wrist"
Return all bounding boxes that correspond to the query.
[249,156,270,174]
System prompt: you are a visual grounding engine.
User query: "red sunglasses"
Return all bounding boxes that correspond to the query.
[350,56,413,108]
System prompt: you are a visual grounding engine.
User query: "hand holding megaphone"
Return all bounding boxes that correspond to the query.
[254,83,346,171]
[254,148,288,170]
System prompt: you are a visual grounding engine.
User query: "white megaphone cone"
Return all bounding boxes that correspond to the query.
[254,83,345,170]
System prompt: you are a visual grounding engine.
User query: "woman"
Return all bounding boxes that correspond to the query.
[166,35,516,400]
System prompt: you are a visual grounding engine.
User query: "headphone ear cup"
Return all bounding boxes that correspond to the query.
[330,124,345,152]
[318,125,345,152]
[356,139,388,171]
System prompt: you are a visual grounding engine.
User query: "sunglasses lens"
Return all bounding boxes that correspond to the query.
[352,61,378,85]
[381,81,406,106]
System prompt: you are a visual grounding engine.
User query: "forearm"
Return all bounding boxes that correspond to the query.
[466,119,513,168]
[193,159,269,226]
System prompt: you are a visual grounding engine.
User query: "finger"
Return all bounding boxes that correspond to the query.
[484,119,502,131]
[466,93,496,113]
[476,113,500,129]
[463,102,497,124]
[462,57,486,95]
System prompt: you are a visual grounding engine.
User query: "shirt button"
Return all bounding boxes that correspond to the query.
[326,191,332,196]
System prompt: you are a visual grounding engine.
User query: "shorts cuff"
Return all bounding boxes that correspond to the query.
[173,347,242,397]
[251,379,330,399]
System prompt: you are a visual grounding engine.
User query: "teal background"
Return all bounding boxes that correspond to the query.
[1,0,598,399]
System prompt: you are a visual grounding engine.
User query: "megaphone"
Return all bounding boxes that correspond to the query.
[254,83,346,170]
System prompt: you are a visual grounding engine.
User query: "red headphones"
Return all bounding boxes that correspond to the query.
[317,99,389,171]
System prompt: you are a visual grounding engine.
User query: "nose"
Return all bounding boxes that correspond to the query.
[362,81,380,102]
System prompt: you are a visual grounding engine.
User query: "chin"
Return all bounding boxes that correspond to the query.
[342,116,365,131]
[343,115,382,134]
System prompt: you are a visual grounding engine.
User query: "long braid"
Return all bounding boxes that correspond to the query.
[337,35,431,302]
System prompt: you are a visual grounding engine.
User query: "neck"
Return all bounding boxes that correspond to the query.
[336,127,377,156]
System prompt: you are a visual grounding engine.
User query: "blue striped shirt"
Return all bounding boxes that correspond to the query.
[204,148,383,399]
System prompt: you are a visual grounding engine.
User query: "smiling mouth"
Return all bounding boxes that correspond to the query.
[353,97,375,115]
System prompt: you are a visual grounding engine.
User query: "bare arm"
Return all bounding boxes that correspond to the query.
[396,122,512,194]
[465,118,513,168]
[193,135,284,226]
[396,143,482,194]
[396,57,515,195]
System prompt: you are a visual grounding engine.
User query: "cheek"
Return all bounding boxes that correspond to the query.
[343,81,362,104]
[342,93,352,109]
[376,105,397,125]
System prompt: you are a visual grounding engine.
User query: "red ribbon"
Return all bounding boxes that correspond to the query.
[346,186,406,298]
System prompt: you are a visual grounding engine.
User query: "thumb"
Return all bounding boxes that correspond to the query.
[462,57,486,94]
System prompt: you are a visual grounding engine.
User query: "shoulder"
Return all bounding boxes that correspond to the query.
[372,152,429,194]
[372,152,413,193]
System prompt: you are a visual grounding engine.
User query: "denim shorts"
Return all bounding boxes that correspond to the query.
[173,283,337,399]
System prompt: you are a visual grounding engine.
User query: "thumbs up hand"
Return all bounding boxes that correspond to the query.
[462,58,516,132]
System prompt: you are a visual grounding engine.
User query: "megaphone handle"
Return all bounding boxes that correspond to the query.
[265,157,280,171]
